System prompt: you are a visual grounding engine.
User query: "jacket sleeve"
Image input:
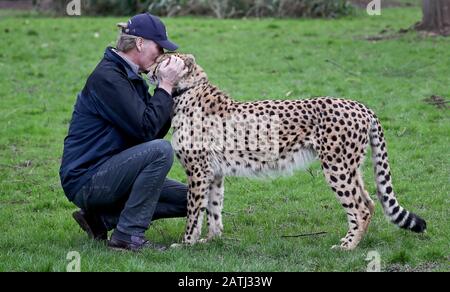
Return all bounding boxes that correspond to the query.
[89,70,173,142]
[154,115,172,139]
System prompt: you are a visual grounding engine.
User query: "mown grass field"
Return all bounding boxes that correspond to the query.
[0,6,449,271]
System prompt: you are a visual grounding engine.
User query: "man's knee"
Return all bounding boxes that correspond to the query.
[143,139,174,165]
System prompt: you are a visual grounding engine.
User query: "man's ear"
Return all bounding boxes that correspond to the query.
[136,37,145,52]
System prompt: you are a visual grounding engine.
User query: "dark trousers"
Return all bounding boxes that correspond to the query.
[72,140,187,237]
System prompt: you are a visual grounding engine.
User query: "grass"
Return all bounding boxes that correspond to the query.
[0,7,449,272]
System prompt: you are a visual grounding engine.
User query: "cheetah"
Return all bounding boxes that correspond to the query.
[148,53,427,250]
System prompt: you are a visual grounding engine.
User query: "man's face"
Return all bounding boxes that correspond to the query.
[136,38,164,72]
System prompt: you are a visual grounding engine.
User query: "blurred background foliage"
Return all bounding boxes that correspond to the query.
[31,0,354,18]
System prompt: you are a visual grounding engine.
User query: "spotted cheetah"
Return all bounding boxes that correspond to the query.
[148,53,426,250]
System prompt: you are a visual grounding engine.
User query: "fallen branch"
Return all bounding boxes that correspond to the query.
[0,163,16,169]
[223,236,242,242]
[363,26,413,42]
[365,33,403,41]
[423,95,450,109]
[281,231,327,238]
[325,59,360,77]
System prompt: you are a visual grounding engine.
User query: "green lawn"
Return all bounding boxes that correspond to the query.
[0,7,449,272]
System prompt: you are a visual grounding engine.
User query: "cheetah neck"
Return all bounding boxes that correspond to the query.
[173,80,234,115]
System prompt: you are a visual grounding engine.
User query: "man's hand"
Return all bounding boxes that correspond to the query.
[157,56,186,95]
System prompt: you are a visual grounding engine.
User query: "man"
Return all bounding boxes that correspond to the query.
[60,13,188,252]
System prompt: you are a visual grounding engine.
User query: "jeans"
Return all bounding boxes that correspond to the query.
[72,139,187,237]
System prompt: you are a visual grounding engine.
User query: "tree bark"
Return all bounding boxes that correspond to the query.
[415,0,450,36]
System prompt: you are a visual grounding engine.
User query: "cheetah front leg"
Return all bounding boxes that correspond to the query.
[182,169,214,245]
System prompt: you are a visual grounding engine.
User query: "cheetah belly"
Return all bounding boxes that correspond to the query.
[210,146,317,178]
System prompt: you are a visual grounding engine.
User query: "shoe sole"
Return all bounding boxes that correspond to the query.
[107,243,166,252]
[108,246,133,252]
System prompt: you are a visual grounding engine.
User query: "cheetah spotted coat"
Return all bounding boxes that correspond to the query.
[148,53,426,250]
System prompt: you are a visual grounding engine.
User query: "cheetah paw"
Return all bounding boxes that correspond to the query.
[331,244,353,251]
[170,243,184,249]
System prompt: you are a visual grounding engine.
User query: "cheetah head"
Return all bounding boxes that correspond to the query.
[147,53,208,92]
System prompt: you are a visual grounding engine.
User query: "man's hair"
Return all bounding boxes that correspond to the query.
[116,22,139,52]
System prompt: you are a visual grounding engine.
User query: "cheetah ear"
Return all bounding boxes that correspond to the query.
[186,54,196,63]
[117,22,128,31]
[184,54,196,67]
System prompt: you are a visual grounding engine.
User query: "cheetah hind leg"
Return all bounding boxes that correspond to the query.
[356,169,375,234]
[199,175,225,243]
[322,165,371,251]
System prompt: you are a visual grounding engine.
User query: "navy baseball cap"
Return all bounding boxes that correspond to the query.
[123,13,178,51]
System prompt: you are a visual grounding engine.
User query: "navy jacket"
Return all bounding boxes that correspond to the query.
[60,47,173,201]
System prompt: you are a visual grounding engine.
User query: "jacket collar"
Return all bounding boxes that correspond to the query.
[104,46,142,81]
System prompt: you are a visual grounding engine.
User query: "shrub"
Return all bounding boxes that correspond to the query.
[149,0,354,18]
[33,0,354,18]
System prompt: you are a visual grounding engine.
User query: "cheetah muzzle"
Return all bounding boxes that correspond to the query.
[148,53,427,250]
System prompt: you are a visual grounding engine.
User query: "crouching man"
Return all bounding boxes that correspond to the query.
[60,13,188,252]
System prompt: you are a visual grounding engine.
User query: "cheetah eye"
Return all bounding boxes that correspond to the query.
[148,74,158,86]
[147,67,159,86]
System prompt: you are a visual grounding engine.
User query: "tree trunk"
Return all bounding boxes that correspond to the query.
[415,0,450,36]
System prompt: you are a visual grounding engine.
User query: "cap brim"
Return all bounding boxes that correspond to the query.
[155,39,178,51]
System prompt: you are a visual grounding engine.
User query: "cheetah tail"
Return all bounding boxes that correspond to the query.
[369,117,427,233]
